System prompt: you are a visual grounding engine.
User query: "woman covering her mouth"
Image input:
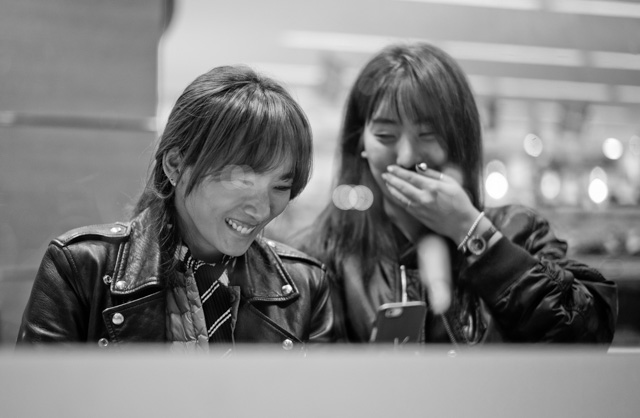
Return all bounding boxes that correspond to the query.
[18,65,334,350]
[298,42,617,346]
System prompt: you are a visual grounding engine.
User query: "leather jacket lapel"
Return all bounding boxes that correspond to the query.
[231,238,304,346]
[110,212,165,295]
[101,211,166,344]
[103,216,304,346]
[231,238,300,302]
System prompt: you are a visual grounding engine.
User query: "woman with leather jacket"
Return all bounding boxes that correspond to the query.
[18,65,333,351]
[300,42,617,346]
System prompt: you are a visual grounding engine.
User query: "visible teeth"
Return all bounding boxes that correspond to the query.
[226,219,256,235]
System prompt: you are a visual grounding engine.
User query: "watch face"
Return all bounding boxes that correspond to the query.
[467,236,487,255]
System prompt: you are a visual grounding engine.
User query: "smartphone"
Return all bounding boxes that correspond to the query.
[369,301,427,344]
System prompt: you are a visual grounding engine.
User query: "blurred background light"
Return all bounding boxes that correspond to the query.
[331,184,373,211]
[630,135,640,156]
[485,159,509,200]
[588,166,609,204]
[523,133,543,157]
[486,159,507,175]
[590,166,608,181]
[353,185,374,211]
[540,171,562,200]
[332,184,354,210]
[485,171,509,200]
[588,178,609,204]
[602,137,624,160]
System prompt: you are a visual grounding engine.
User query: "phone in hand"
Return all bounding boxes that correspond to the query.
[369,301,427,344]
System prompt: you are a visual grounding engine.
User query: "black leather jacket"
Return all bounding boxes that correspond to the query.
[330,205,617,345]
[17,210,334,350]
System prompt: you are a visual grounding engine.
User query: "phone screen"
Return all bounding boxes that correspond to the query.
[369,301,427,344]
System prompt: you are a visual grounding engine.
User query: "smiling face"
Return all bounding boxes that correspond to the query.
[155,67,313,262]
[175,163,293,262]
[362,103,448,213]
[341,43,485,219]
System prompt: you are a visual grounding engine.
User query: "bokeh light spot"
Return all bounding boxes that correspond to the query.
[540,171,561,200]
[602,137,623,160]
[332,184,374,210]
[588,178,608,204]
[590,166,607,182]
[486,159,507,175]
[485,172,509,200]
[523,133,543,157]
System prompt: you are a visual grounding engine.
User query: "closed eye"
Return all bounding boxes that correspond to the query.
[274,184,293,192]
[374,133,397,143]
[419,133,438,141]
[274,175,293,191]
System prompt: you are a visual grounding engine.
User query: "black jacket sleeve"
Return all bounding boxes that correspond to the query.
[17,243,91,343]
[463,205,617,343]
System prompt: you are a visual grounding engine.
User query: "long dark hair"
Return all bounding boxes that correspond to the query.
[302,42,483,280]
[134,65,313,269]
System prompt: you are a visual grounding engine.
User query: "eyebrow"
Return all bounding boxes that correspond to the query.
[370,117,435,127]
[370,117,399,125]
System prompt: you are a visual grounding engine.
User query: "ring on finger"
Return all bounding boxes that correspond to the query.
[438,172,444,181]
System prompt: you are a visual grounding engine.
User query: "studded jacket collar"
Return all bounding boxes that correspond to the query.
[17,210,334,349]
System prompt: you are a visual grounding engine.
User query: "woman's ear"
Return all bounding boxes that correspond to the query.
[162,148,182,186]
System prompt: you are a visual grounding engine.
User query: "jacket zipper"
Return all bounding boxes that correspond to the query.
[441,314,460,352]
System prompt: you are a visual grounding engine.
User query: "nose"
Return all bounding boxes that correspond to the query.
[244,187,271,221]
[395,134,420,170]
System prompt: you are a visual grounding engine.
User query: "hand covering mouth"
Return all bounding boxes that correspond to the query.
[225,218,258,235]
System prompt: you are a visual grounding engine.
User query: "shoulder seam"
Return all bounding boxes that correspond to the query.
[262,238,325,269]
[53,222,130,247]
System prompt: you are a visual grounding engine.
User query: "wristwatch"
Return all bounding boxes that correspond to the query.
[462,225,498,257]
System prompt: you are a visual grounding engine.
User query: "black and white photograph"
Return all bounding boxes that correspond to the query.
[1,1,639,416]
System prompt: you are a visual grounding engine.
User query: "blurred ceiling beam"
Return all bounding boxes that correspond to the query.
[274,1,640,53]
[161,0,640,111]
[281,30,640,74]
[251,60,640,106]
[398,0,640,19]
[273,27,640,105]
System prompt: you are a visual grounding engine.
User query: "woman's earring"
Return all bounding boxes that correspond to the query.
[360,151,368,159]
[169,178,175,186]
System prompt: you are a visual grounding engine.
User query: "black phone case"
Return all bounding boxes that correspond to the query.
[369,301,427,343]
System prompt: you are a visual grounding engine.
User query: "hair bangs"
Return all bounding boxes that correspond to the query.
[191,83,312,198]
[367,69,441,127]
[244,90,307,173]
